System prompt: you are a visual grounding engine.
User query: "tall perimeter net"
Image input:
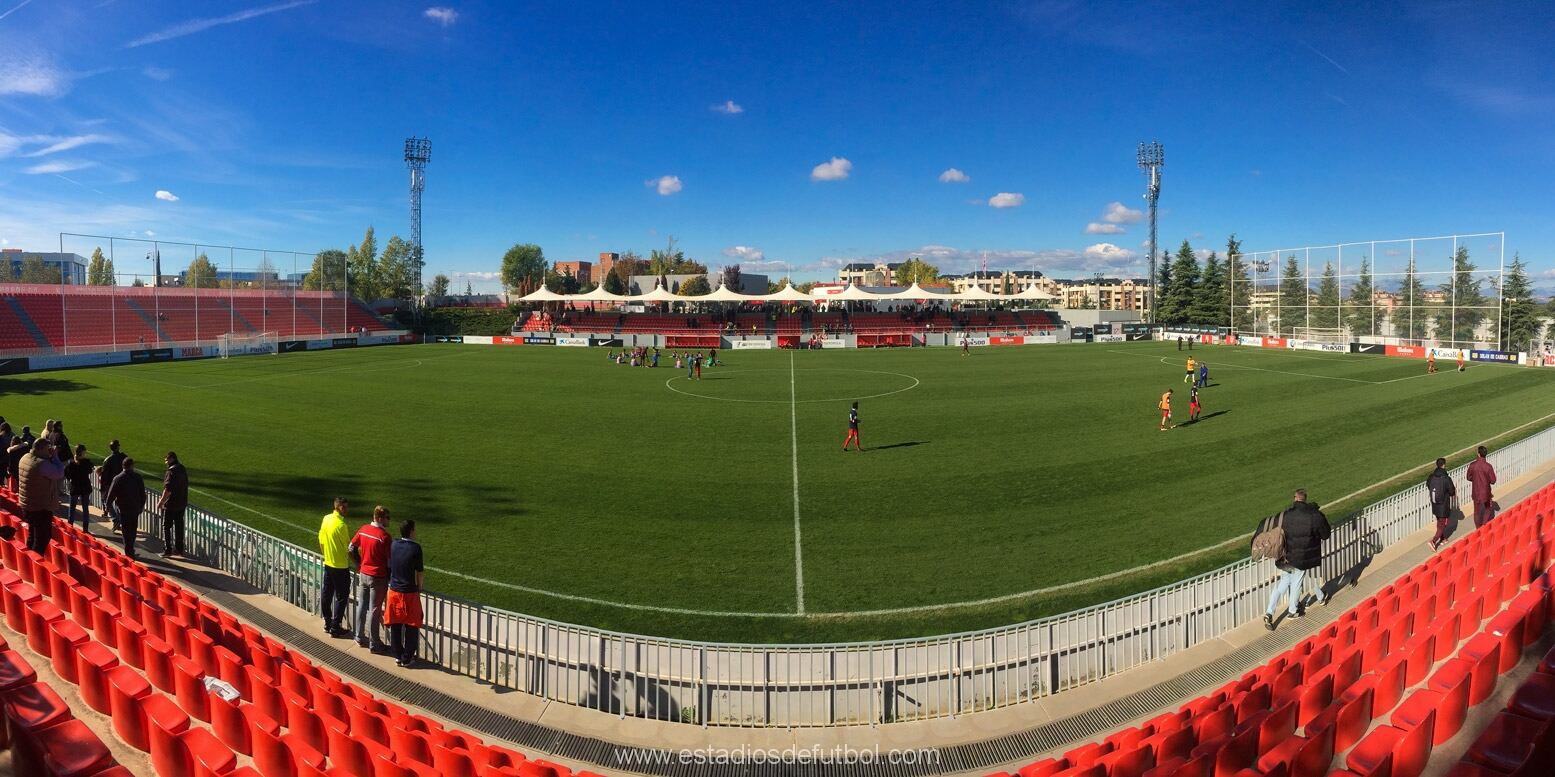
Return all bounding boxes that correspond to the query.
[1227,232,1505,350]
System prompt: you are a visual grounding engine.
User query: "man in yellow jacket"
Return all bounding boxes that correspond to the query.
[319,497,353,638]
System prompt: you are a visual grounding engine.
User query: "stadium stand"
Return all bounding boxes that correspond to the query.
[984,481,1555,777]
[0,489,608,777]
[0,284,390,353]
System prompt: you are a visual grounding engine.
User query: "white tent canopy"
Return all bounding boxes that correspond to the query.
[518,280,1058,304]
[950,286,1004,301]
[517,286,571,302]
[701,284,756,302]
[575,285,627,302]
[874,282,954,300]
[631,284,680,303]
[1013,284,1059,301]
[813,283,881,301]
[761,284,814,303]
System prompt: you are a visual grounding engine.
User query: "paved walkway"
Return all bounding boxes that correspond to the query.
[88,458,1555,777]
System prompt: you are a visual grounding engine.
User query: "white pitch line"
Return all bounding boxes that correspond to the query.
[1106,349,1376,384]
[790,350,806,614]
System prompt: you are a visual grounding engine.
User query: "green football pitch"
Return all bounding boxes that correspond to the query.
[3,341,1552,642]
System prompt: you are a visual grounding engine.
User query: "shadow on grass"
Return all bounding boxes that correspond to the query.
[0,377,94,396]
[191,466,526,528]
[873,440,929,450]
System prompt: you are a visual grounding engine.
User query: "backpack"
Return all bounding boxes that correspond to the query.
[1251,511,1287,563]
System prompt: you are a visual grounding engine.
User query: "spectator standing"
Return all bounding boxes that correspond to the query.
[1467,446,1498,528]
[0,423,12,462]
[1427,458,1457,552]
[5,434,28,493]
[63,444,94,529]
[385,519,425,668]
[157,452,189,557]
[1257,488,1332,631]
[44,421,68,463]
[350,506,393,653]
[99,441,126,532]
[18,439,64,553]
[106,458,146,559]
[318,498,352,638]
[18,425,34,447]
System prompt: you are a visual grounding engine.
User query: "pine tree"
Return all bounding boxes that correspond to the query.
[1156,240,1200,324]
[1397,259,1428,340]
[1224,235,1253,331]
[1310,262,1340,330]
[1153,253,1172,322]
[1344,258,1382,337]
[1276,255,1307,336]
[86,247,116,285]
[348,226,381,300]
[1192,251,1224,325]
[1433,245,1484,346]
[1501,253,1537,352]
[187,254,219,288]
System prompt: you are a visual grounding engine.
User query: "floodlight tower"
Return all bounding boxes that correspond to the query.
[404,137,431,300]
[1138,141,1164,323]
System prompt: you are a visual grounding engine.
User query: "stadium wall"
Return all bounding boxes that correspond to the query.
[2,330,414,374]
[93,417,1555,727]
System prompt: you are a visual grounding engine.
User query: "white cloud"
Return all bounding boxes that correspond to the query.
[424,6,458,26]
[142,66,173,81]
[938,168,970,183]
[25,160,93,174]
[1102,201,1144,224]
[0,52,67,96]
[988,192,1025,208]
[1084,242,1139,266]
[721,245,765,262]
[451,270,499,281]
[1086,222,1125,235]
[155,190,179,202]
[810,157,852,181]
[810,243,1146,279]
[711,100,743,114]
[144,231,155,237]
[126,0,316,48]
[647,175,682,196]
[23,134,111,156]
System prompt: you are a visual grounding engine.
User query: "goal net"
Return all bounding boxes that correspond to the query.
[218,331,278,359]
[1290,327,1349,344]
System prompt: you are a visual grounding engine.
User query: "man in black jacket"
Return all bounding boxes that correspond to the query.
[105,457,147,559]
[99,440,126,532]
[1260,488,1332,631]
[157,451,189,557]
[1427,458,1456,552]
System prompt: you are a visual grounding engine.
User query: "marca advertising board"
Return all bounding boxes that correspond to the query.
[129,348,175,364]
[491,336,524,345]
[1470,349,1519,364]
[1262,337,1287,348]
[1350,343,1386,355]
[731,339,772,349]
[556,337,591,347]
[1095,334,1126,343]
[1292,340,1348,353]
[0,357,29,375]
[1385,345,1424,358]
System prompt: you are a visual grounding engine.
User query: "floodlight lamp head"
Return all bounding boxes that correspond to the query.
[404,137,431,167]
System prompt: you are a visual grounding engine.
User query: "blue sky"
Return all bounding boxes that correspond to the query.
[1,1,1552,292]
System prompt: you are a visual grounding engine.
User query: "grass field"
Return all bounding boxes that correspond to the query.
[2,341,1552,643]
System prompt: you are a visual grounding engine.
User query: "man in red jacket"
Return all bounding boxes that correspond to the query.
[349,506,394,653]
[1466,446,1498,528]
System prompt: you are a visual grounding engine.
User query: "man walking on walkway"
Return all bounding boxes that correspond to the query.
[1259,488,1332,631]
[106,458,146,560]
[18,438,63,554]
[350,506,393,653]
[319,497,353,638]
[100,440,126,532]
[157,452,189,557]
[1428,457,1456,552]
[385,519,425,668]
[1467,446,1497,528]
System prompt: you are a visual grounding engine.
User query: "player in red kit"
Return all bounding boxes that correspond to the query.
[842,402,862,451]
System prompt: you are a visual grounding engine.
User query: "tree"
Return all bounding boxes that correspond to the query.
[425,273,450,298]
[19,256,60,284]
[1276,255,1307,336]
[1344,258,1383,337]
[1433,245,1484,346]
[544,269,581,294]
[893,257,941,286]
[1191,251,1224,325]
[1310,262,1340,330]
[678,275,712,296]
[648,236,680,277]
[611,250,646,289]
[500,243,546,295]
[301,249,349,291]
[1154,254,1172,321]
[1225,234,1254,332]
[1397,258,1428,340]
[86,247,116,285]
[602,271,626,295]
[1501,253,1537,352]
[348,226,381,301]
[253,256,279,290]
[1076,292,1096,309]
[1155,240,1200,324]
[187,253,220,288]
[721,264,741,290]
[377,236,418,301]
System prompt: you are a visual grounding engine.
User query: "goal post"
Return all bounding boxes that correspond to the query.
[1290,327,1349,344]
[218,331,278,359]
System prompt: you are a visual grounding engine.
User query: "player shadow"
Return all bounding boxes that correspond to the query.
[872,440,929,450]
[0,377,93,395]
[1183,410,1231,425]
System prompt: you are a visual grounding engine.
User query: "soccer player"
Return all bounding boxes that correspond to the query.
[1456,351,1465,372]
[1184,356,1196,384]
[1189,386,1202,423]
[1427,352,1437,373]
[961,337,970,356]
[1159,389,1174,431]
[842,402,862,451]
[693,352,703,381]
[1197,362,1209,388]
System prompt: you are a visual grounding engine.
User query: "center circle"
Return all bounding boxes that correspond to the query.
[664,367,921,404]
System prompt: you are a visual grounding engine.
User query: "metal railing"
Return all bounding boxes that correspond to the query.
[108,426,1555,727]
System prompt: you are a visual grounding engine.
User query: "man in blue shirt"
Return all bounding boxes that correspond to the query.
[385,520,426,668]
